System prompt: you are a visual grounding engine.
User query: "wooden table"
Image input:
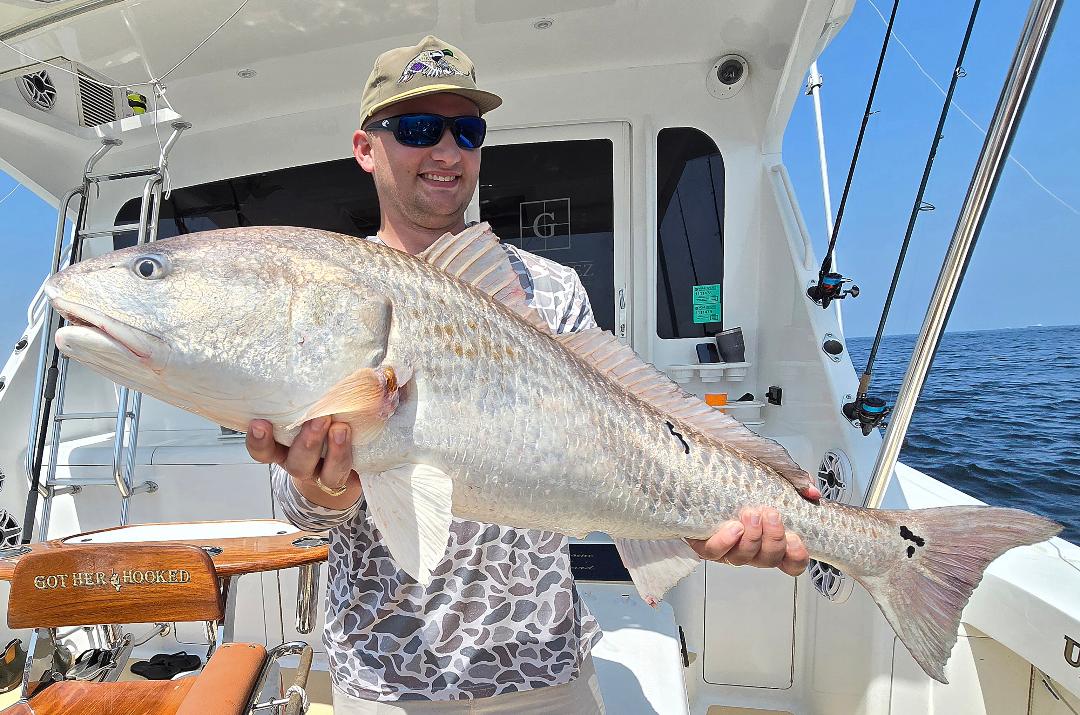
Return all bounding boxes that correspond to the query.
[0,520,329,581]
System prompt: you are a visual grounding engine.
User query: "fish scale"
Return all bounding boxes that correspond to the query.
[44,223,1061,684]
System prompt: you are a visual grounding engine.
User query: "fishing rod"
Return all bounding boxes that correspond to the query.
[21,189,85,543]
[865,0,1063,504]
[806,0,900,309]
[844,0,983,436]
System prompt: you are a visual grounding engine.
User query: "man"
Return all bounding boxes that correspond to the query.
[247,35,814,713]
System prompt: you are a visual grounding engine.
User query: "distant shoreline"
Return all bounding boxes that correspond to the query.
[847,323,1079,341]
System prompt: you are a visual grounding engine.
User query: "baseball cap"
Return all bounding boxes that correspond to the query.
[359,35,503,127]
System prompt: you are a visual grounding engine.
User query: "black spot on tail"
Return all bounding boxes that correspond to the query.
[906,545,916,558]
[665,421,690,455]
[900,525,926,547]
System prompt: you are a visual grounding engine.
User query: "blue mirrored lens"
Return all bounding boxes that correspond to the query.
[395,114,444,147]
[452,116,486,149]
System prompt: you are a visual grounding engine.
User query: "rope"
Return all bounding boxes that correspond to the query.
[859,0,983,394]
[818,0,901,280]
[0,182,19,207]
[866,0,1079,217]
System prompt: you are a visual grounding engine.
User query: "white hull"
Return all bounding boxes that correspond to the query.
[0,1,1076,711]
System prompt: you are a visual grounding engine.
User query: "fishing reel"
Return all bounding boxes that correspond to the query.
[807,272,860,309]
[842,395,890,436]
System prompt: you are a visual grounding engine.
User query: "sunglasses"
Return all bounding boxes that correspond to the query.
[364,113,487,150]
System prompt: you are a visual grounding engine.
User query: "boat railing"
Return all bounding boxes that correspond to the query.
[21,120,191,542]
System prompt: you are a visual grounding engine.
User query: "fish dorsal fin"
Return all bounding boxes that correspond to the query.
[419,223,550,334]
[557,328,815,494]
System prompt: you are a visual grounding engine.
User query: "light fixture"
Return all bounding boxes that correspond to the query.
[237,68,257,79]
[532,18,554,30]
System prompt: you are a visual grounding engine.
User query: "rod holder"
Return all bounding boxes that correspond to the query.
[295,563,319,635]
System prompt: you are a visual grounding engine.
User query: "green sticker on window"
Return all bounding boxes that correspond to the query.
[692,284,721,323]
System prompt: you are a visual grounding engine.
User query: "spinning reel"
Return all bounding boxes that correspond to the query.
[842,395,890,436]
[807,272,860,309]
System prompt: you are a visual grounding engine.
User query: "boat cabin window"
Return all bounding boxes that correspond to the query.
[114,158,381,244]
[478,138,616,332]
[656,127,725,339]
[115,142,618,333]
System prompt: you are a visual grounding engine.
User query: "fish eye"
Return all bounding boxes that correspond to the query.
[132,255,168,280]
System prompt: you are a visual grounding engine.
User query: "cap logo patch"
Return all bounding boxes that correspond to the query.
[398,48,467,84]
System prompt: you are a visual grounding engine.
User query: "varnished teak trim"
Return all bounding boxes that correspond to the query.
[0,523,328,581]
[7,544,222,629]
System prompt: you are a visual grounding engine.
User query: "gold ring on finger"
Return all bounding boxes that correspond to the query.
[315,476,348,497]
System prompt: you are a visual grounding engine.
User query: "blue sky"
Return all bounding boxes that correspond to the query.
[783,0,1079,337]
[0,0,1077,350]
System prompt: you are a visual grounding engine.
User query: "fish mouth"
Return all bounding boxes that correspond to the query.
[47,296,169,372]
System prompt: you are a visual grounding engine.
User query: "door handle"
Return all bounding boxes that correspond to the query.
[617,288,626,339]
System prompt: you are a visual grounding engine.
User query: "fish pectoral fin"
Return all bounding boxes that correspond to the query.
[286,364,412,443]
[360,465,454,586]
[614,537,701,606]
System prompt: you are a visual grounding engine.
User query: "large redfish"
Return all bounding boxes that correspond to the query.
[44,224,1060,683]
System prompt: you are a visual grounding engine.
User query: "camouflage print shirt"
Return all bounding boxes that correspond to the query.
[272,237,602,702]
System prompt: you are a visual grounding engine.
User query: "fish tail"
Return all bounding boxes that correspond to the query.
[850,506,1060,684]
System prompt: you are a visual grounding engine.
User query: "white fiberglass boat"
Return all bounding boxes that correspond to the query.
[0,1,1076,713]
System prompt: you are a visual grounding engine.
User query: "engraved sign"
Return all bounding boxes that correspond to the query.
[33,569,191,592]
[518,198,571,251]
[1066,635,1080,668]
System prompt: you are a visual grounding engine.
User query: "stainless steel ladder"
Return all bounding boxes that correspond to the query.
[22,121,191,542]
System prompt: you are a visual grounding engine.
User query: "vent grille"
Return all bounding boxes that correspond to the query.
[0,509,19,549]
[810,450,855,602]
[817,450,851,502]
[18,70,57,111]
[76,69,116,126]
[808,560,847,600]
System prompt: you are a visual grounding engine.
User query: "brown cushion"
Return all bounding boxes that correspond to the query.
[176,642,267,715]
[3,642,267,715]
[16,679,196,714]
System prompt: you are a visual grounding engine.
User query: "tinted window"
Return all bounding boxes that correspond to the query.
[656,128,725,339]
[114,158,379,246]
[479,139,615,332]
[114,144,619,332]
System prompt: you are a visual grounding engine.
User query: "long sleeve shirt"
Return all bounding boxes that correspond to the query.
[272,239,602,702]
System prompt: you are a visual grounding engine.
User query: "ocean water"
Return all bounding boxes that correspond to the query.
[847,325,1080,545]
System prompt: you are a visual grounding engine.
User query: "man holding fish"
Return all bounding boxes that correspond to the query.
[44,32,1058,710]
[246,36,814,713]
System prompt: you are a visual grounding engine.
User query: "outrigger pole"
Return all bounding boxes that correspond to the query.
[805,62,841,332]
[806,62,834,239]
[863,0,1062,509]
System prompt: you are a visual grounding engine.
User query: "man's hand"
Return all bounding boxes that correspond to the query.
[246,417,361,506]
[687,507,810,577]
